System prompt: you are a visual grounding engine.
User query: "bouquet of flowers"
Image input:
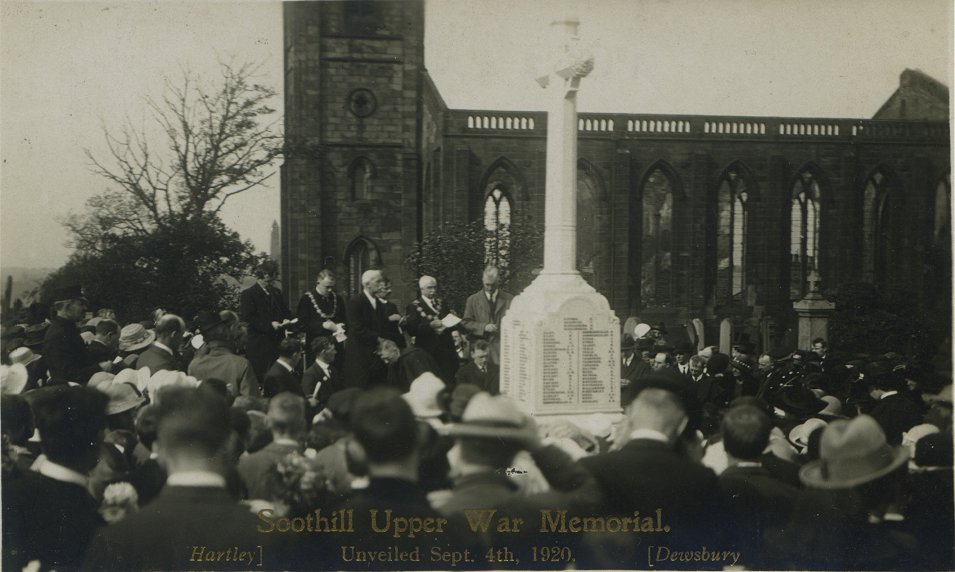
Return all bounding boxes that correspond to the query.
[273,451,332,516]
[99,482,139,523]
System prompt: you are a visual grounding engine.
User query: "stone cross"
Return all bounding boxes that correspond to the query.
[535,18,594,275]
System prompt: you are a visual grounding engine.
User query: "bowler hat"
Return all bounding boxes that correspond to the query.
[799,415,908,489]
[193,310,229,335]
[52,284,88,304]
[23,323,48,348]
[620,334,635,351]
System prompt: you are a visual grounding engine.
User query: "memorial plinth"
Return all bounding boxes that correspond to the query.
[501,274,620,417]
[500,18,621,426]
[793,270,835,349]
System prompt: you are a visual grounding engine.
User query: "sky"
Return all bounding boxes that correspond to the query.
[1,0,952,271]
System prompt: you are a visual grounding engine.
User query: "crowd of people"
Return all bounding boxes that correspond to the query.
[0,261,952,571]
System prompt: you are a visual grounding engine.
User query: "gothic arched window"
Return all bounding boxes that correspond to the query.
[641,168,674,306]
[345,237,381,295]
[717,170,748,302]
[484,187,512,271]
[790,171,821,298]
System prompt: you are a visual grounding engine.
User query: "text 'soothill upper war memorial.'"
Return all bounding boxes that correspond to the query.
[280,1,951,358]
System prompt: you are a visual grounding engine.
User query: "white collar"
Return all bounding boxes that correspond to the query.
[277,359,294,373]
[166,471,226,488]
[880,391,899,400]
[272,438,299,447]
[363,290,378,309]
[485,291,496,302]
[315,358,331,373]
[37,460,88,488]
[153,341,174,355]
[628,429,670,443]
[422,296,436,309]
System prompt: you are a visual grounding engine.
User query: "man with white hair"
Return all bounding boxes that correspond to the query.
[463,266,514,366]
[343,269,388,389]
[405,275,459,382]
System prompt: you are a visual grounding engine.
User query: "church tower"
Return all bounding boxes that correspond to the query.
[281,1,425,304]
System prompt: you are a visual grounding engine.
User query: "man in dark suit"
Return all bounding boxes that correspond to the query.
[462,266,513,366]
[343,269,387,389]
[301,336,341,409]
[341,388,470,566]
[296,268,346,364]
[378,339,440,393]
[86,319,120,364]
[404,275,458,383]
[238,393,306,500]
[868,371,924,445]
[577,371,725,563]
[621,335,654,387]
[263,336,304,398]
[377,278,406,349]
[454,340,499,394]
[3,386,109,571]
[239,260,292,382]
[44,285,110,384]
[718,404,802,564]
[84,386,274,571]
[137,314,185,374]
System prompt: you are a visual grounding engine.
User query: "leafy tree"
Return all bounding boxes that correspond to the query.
[827,282,947,367]
[45,60,281,320]
[406,218,544,313]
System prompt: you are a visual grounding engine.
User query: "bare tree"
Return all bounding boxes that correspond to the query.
[71,60,281,253]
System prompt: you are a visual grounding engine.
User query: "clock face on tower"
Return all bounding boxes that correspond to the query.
[347,88,377,118]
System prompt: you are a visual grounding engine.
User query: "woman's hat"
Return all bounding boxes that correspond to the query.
[799,415,909,489]
[402,373,446,419]
[1,364,29,395]
[118,324,155,352]
[9,347,42,367]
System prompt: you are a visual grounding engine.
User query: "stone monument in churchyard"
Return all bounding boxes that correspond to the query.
[500,18,621,421]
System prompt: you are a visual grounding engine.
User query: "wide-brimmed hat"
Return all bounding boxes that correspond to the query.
[118,324,155,352]
[448,383,482,421]
[114,367,153,394]
[788,418,828,450]
[402,372,446,419]
[9,347,42,367]
[98,381,147,416]
[633,323,652,339]
[193,310,229,335]
[22,323,48,348]
[1,363,28,395]
[52,284,88,304]
[445,392,531,440]
[145,369,199,397]
[799,415,909,489]
[924,384,952,405]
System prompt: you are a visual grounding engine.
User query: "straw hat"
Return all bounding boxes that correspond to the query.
[799,415,908,489]
[118,324,155,352]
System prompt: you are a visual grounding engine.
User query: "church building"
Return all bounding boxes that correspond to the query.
[280,0,950,351]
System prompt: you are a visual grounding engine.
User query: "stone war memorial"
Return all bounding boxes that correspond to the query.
[500,18,621,423]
